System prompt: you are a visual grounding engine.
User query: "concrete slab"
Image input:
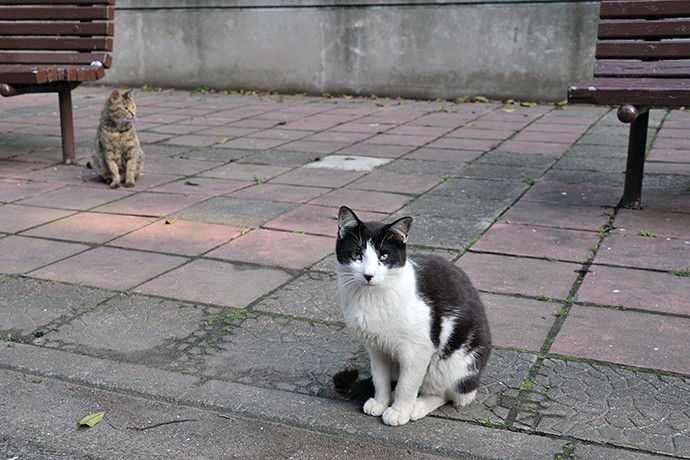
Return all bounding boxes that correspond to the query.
[303,154,392,172]
[172,196,298,227]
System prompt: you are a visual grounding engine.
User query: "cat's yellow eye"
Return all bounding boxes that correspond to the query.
[379,252,389,261]
[351,251,361,260]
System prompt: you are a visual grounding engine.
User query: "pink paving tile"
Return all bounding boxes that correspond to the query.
[143,157,224,176]
[550,305,690,375]
[345,170,442,195]
[596,232,690,271]
[302,131,372,143]
[0,161,55,179]
[92,192,208,217]
[328,122,395,134]
[424,138,498,151]
[0,179,66,203]
[615,208,690,238]
[163,134,226,147]
[510,130,581,144]
[446,127,515,140]
[0,204,74,233]
[309,188,411,213]
[363,134,437,147]
[0,235,88,274]
[651,136,690,149]
[228,183,331,203]
[135,259,292,308]
[215,137,290,150]
[404,148,483,163]
[16,185,134,210]
[471,222,599,263]
[262,204,387,237]
[108,219,243,256]
[576,265,690,315]
[639,190,690,214]
[207,228,334,269]
[459,252,580,300]
[148,177,251,196]
[481,293,559,352]
[500,201,613,232]
[645,162,690,176]
[22,212,154,244]
[245,128,312,141]
[30,247,188,290]
[22,164,96,184]
[386,125,451,137]
[278,140,350,154]
[199,163,292,182]
[269,168,364,188]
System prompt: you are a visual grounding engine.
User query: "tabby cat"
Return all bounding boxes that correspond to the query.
[333,206,492,426]
[89,89,144,188]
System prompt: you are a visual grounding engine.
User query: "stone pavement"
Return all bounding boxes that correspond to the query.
[1,86,689,459]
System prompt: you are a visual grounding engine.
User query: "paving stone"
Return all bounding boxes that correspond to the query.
[576,265,690,315]
[310,188,412,213]
[472,222,599,263]
[345,170,442,195]
[0,277,112,339]
[173,196,298,227]
[521,182,622,208]
[206,228,334,270]
[30,247,188,290]
[596,232,690,272]
[459,252,581,300]
[430,177,529,201]
[22,212,155,244]
[15,185,134,210]
[93,192,208,217]
[135,259,291,308]
[500,200,612,232]
[108,219,244,256]
[403,147,483,163]
[241,150,319,167]
[0,179,65,203]
[0,204,74,233]
[388,213,491,250]
[615,208,690,238]
[262,204,386,237]
[199,162,292,182]
[254,270,341,322]
[40,295,210,367]
[0,235,89,274]
[147,177,251,196]
[524,358,690,458]
[481,293,560,352]
[380,158,468,178]
[183,313,361,396]
[403,193,511,221]
[457,163,548,181]
[269,167,364,188]
[303,155,392,172]
[229,183,331,203]
[336,143,414,158]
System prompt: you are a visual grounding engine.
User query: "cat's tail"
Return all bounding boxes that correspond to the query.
[333,368,375,403]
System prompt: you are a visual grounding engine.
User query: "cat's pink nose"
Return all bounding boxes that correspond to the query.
[364,274,373,283]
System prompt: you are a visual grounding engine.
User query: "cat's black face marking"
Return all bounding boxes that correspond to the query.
[336,206,411,269]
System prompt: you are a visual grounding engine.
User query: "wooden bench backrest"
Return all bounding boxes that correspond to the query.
[0,0,115,69]
[594,0,690,78]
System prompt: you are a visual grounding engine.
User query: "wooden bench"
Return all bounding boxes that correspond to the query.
[0,0,115,163]
[568,0,690,208]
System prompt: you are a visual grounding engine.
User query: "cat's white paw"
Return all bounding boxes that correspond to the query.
[363,398,387,417]
[382,407,411,426]
[410,404,430,421]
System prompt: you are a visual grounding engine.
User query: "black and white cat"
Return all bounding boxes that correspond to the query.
[333,206,492,426]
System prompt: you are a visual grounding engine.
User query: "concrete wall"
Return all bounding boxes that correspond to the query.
[104,0,600,101]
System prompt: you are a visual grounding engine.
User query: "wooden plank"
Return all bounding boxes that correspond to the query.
[601,0,690,19]
[0,37,113,52]
[595,60,690,77]
[0,6,113,21]
[0,63,104,84]
[0,22,113,36]
[568,77,690,106]
[0,52,112,68]
[596,40,690,59]
[0,0,113,5]
[599,19,690,39]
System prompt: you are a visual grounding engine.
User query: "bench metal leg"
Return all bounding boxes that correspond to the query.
[620,108,649,209]
[58,89,76,164]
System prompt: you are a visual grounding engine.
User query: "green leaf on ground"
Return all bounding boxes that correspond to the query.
[77,411,105,429]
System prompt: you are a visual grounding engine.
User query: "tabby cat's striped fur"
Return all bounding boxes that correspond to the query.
[90,89,144,188]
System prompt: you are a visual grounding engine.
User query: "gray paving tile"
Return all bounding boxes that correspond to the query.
[173,196,298,227]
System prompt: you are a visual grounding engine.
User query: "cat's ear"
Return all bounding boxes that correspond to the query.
[109,89,121,101]
[388,216,413,243]
[337,206,360,239]
[122,89,134,98]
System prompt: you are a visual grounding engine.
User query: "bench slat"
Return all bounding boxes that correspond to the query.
[0,37,113,52]
[595,60,690,77]
[0,6,113,21]
[569,77,690,106]
[0,22,113,36]
[599,19,690,39]
[601,0,690,19]
[1,0,113,4]
[0,52,111,68]
[597,40,690,59]
[0,63,104,84]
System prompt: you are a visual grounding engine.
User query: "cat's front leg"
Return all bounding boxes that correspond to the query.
[363,345,392,417]
[105,154,121,189]
[123,146,141,188]
[382,349,432,426]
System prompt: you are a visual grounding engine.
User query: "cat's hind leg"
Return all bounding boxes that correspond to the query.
[410,395,447,421]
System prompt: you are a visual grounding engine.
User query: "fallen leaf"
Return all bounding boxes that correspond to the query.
[77,411,105,429]
[503,107,516,113]
[217,137,229,145]
[165,218,177,225]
